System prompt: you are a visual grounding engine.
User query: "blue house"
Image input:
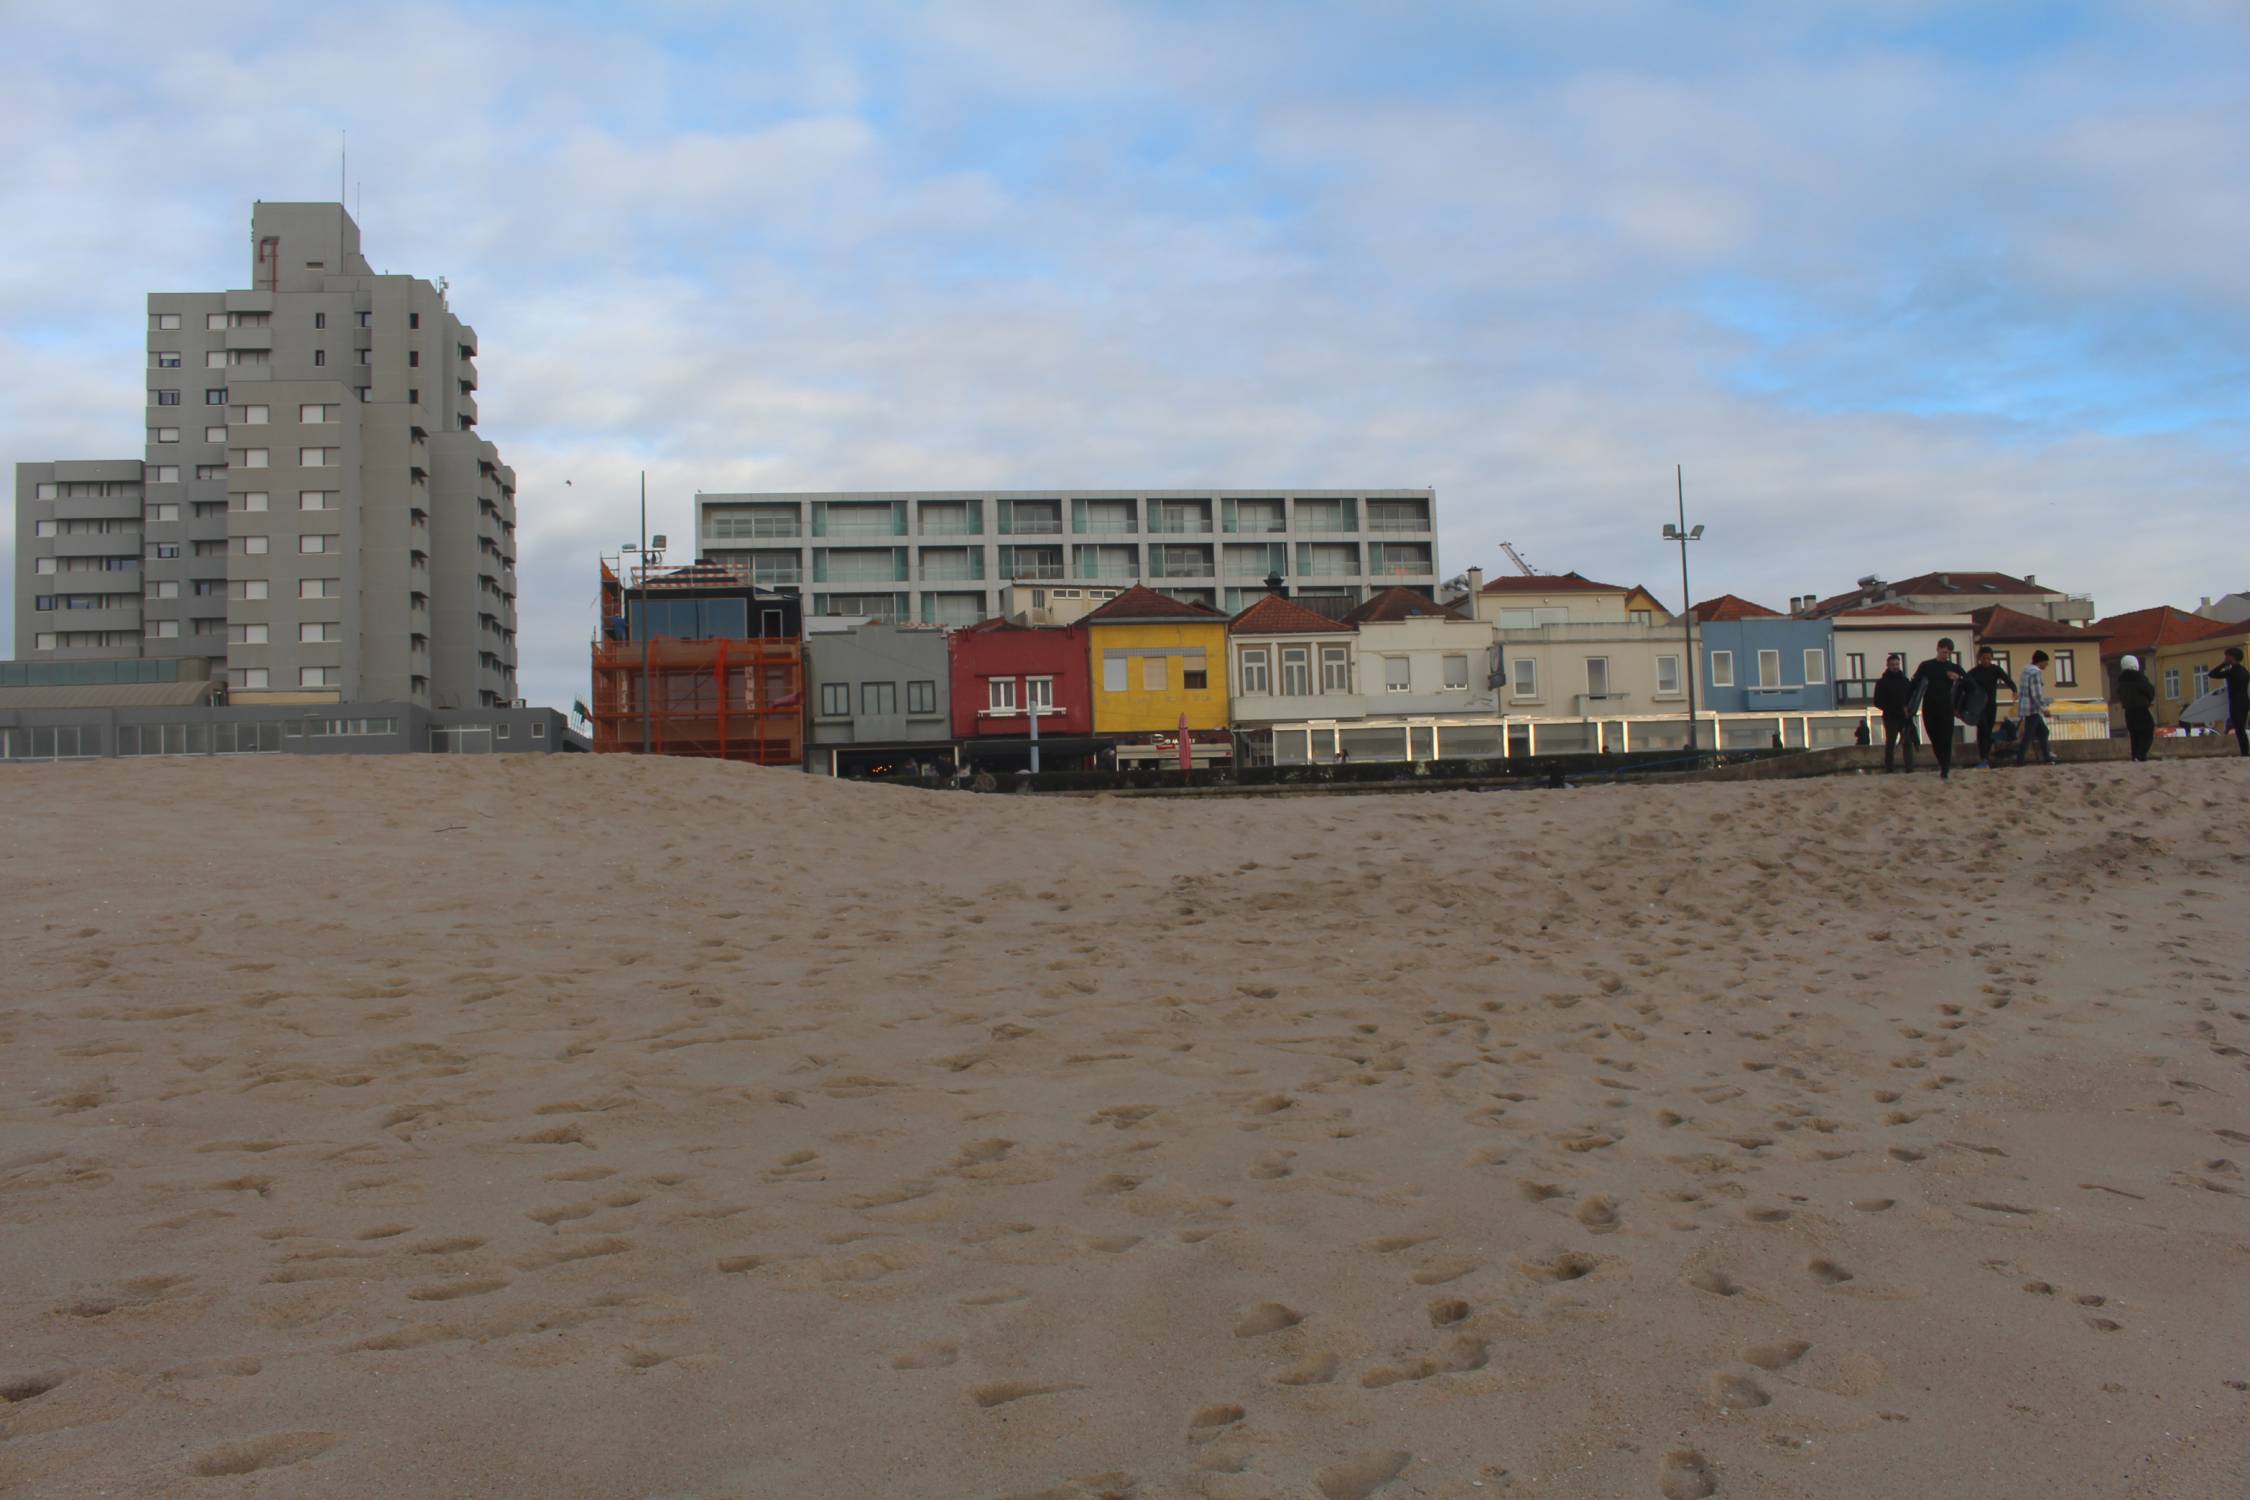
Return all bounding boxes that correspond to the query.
[1692,596,1839,712]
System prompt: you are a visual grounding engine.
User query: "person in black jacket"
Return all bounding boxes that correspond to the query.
[2214,646,2250,755]
[2116,654,2157,762]
[1912,639,1972,780]
[1967,645,2016,769]
[1872,654,1915,772]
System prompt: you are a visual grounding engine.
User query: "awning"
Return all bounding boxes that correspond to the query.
[0,680,220,710]
[961,735,1114,761]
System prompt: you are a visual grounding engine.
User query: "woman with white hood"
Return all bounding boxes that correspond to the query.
[2116,654,2157,762]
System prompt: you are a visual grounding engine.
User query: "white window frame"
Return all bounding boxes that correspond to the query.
[1320,644,1351,693]
[1656,654,1680,695]
[1510,657,1538,700]
[1803,648,1827,685]
[1757,649,1781,689]
[2054,650,2076,687]
[1238,647,1270,695]
[1384,656,1411,693]
[1026,675,1054,713]
[1585,656,1611,697]
[1280,646,1312,697]
[1103,655,1128,693]
[1441,653,1469,690]
[987,676,1018,714]
[1710,650,1735,687]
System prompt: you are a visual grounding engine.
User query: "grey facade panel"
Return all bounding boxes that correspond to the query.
[696,489,1441,626]
[11,203,519,713]
[804,624,953,765]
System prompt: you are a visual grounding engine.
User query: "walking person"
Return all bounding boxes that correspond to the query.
[1872,654,1915,772]
[2117,654,2157,763]
[1966,645,2016,769]
[2214,646,2250,756]
[2013,650,2058,765]
[1911,639,1972,780]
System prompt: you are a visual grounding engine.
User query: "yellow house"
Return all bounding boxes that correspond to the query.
[2151,624,2250,726]
[1083,585,1233,765]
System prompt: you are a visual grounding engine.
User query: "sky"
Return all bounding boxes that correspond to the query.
[3,0,2245,714]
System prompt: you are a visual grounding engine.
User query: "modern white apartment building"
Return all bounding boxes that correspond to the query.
[12,201,518,708]
[694,489,1439,626]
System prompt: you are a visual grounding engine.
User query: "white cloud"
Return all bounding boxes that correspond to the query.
[3,0,2245,715]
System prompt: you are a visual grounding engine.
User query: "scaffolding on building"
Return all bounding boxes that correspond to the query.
[589,562,805,764]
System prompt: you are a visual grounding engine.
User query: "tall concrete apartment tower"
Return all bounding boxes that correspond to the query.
[13,202,519,707]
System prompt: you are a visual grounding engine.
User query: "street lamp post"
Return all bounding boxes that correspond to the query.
[1662,465,1706,754]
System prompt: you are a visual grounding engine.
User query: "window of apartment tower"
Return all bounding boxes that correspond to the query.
[315,312,326,329]
[314,349,326,366]
[409,313,420,329]
[409,350,419,367]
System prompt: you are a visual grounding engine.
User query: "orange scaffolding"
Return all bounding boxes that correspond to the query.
[590,564,805,764]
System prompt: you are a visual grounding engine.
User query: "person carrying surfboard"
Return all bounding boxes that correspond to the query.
[2213,646,2249,756]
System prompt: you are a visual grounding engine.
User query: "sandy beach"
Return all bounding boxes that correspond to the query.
[2,756,2246,1499]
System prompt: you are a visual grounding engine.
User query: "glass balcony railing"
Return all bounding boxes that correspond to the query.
[1148,516,1214,534]
[1008,562,1066,579]
[1005,517,1063,534]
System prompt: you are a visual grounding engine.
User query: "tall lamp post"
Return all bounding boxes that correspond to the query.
[1661,464,1706,752]
[619,472,666,755]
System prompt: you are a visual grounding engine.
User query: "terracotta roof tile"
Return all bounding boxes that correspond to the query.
[1968,605,2114,644]
[1080,584,1229,624]
[1342,587,1468,625]
[1228,593,1355,634]
[2088,606,2236,657]
[1830,603,1931,618]
[1477,570,1628,594]
[1804,570,2061,617]
[1691,593,1782,623]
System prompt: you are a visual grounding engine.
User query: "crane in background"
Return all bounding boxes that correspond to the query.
[1498,541,1541,576]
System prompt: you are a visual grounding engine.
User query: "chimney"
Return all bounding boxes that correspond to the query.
[1263,572,1287,598]
[1938,573,1951,588]
[1466,567,1484,596]
[2201,596,2213,610]
[2024,573,2037,586]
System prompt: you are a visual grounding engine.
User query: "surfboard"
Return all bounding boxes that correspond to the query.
[2181,686,2231,726]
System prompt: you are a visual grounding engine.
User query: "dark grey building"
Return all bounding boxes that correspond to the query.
[13,200,519,710]
[696,489,1440,628]
[804,622,953,776]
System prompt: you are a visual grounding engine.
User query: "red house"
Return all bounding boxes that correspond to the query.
[949,619,1107,770]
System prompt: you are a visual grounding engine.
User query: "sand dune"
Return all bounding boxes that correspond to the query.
[2,757,2246,1498]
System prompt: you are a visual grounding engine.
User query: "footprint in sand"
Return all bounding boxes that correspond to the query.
[1807,1258,1854,1285]
[188,1432,338,1477]
[1314,1450,1412,1500]
[1743,1339,1810,1370]
[1232,1302,1303,1338]
[890,1340,958,1370]
[972,1379,1085,1408]
[1658,1449,1718,1499]
[1708,1371,1770,1409]
[1272,1352,1339,1385]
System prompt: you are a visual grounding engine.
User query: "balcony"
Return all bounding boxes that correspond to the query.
[1006,562,1065,580]
[707,510,802,540]
[1149,547,1214,579]
[916,548,985,582]
[1367,507,1431,533]
[814,502,906,538]
[53,531,140,558]
[1147,516,1214,535]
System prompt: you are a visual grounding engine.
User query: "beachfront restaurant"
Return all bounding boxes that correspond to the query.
[1252,708,1884,765]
